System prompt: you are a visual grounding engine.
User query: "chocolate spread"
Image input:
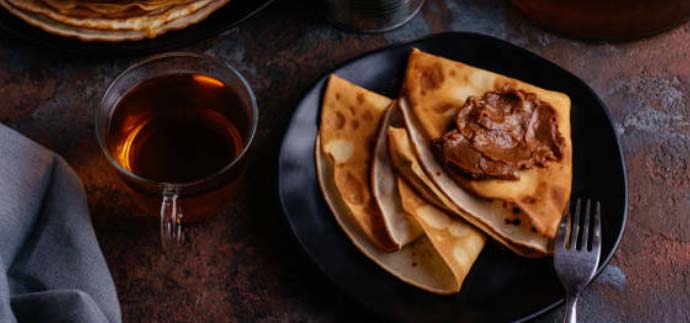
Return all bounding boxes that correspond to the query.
[434,86,565,180]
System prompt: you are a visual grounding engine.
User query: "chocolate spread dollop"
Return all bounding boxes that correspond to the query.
[434,86,565,180]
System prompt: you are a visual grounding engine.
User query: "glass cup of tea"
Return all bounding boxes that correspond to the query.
[95,52,258,246]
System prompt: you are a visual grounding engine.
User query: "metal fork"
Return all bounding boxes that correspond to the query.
[554,198,602,323]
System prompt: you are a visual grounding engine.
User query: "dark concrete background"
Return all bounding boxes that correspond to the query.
[1,0,688,322]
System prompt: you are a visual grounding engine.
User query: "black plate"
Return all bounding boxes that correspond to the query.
[278,32,627,323]
[0,0,273,57]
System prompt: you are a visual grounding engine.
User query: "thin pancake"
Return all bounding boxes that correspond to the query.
[401,98,554,256]
[320,75,415,251]
[8,0,214,31]
[371,104,424,248]
[397,177,486,292]
[317,78,487,293]
[387,122,549,257]
[316,139,463,294]
[402,49,572,239]
[42,0,196,15]
[0,0,228,41]
[38,5,161,19]
[383,105,450,212]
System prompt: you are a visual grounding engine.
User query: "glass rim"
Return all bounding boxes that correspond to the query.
[95,51,259,191]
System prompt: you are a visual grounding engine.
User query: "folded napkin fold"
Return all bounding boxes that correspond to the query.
[0,124,121,323]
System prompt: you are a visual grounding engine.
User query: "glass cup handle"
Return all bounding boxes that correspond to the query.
[160,185,184,247]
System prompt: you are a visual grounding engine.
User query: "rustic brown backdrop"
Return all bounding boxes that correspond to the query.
[1,0,688,322]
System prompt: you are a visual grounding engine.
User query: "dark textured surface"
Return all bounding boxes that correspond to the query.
[0,0,687,322]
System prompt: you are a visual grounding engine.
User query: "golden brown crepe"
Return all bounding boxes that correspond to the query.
[42,0,196,15]
[397,177,485,291]
[383,108,453,213]
[386,124,548,258]
[316,145,472,294]
[319,75,423,252]
[400,49,571,253]
[318,141,473,294]
[371,104,424,248]
[317,76,487,294]
[0,0,229,41]
[7,0,212,31]
[372,100,486,291]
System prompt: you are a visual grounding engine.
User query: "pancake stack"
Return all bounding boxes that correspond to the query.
[0,0,230,41]
[316,49,572,294]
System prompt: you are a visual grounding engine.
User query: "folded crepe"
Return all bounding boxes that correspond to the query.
[386,123,544,258]
[371,103,425,249]
[400,49,572,256]
[7,0,212,30]
[42,0,197,15]
[397,177,485,291]
[377,103,486,291]
[319,75,421,252]
[317,75,485,294]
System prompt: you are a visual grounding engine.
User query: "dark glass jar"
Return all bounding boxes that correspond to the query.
[511,0,690,40]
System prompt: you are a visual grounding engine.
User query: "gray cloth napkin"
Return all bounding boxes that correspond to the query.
[0,124,121,323]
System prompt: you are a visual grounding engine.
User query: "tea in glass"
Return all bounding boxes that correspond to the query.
[96,53,258,244]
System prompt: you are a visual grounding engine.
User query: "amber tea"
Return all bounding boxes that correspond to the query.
[107,73,250,184]
[97,53,257,244]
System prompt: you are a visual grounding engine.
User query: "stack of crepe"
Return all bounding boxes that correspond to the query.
[0,0,230,41]
[316,49,572,294]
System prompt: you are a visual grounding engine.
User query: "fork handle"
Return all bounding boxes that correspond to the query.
[564,293,578,323]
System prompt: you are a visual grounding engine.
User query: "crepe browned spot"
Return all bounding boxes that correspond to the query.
[0,0,229,41]
[319,75,426,252]
[401,48,571,244]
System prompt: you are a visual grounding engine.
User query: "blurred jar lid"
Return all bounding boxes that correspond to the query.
[511,0,690,40]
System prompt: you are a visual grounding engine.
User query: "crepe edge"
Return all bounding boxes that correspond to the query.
[0,0,230,41]
[402,48,572,240]
[370,102,425,250]
[7,0,214,31]
[315,137,463,295]
[399,98,553,258]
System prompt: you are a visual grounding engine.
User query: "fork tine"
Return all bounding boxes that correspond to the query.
[570,198,582,250]
[592,201,602,252]
[555,203,570,250]
[581,199,591,250]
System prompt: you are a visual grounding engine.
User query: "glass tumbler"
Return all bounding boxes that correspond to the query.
[95,52,258,247]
